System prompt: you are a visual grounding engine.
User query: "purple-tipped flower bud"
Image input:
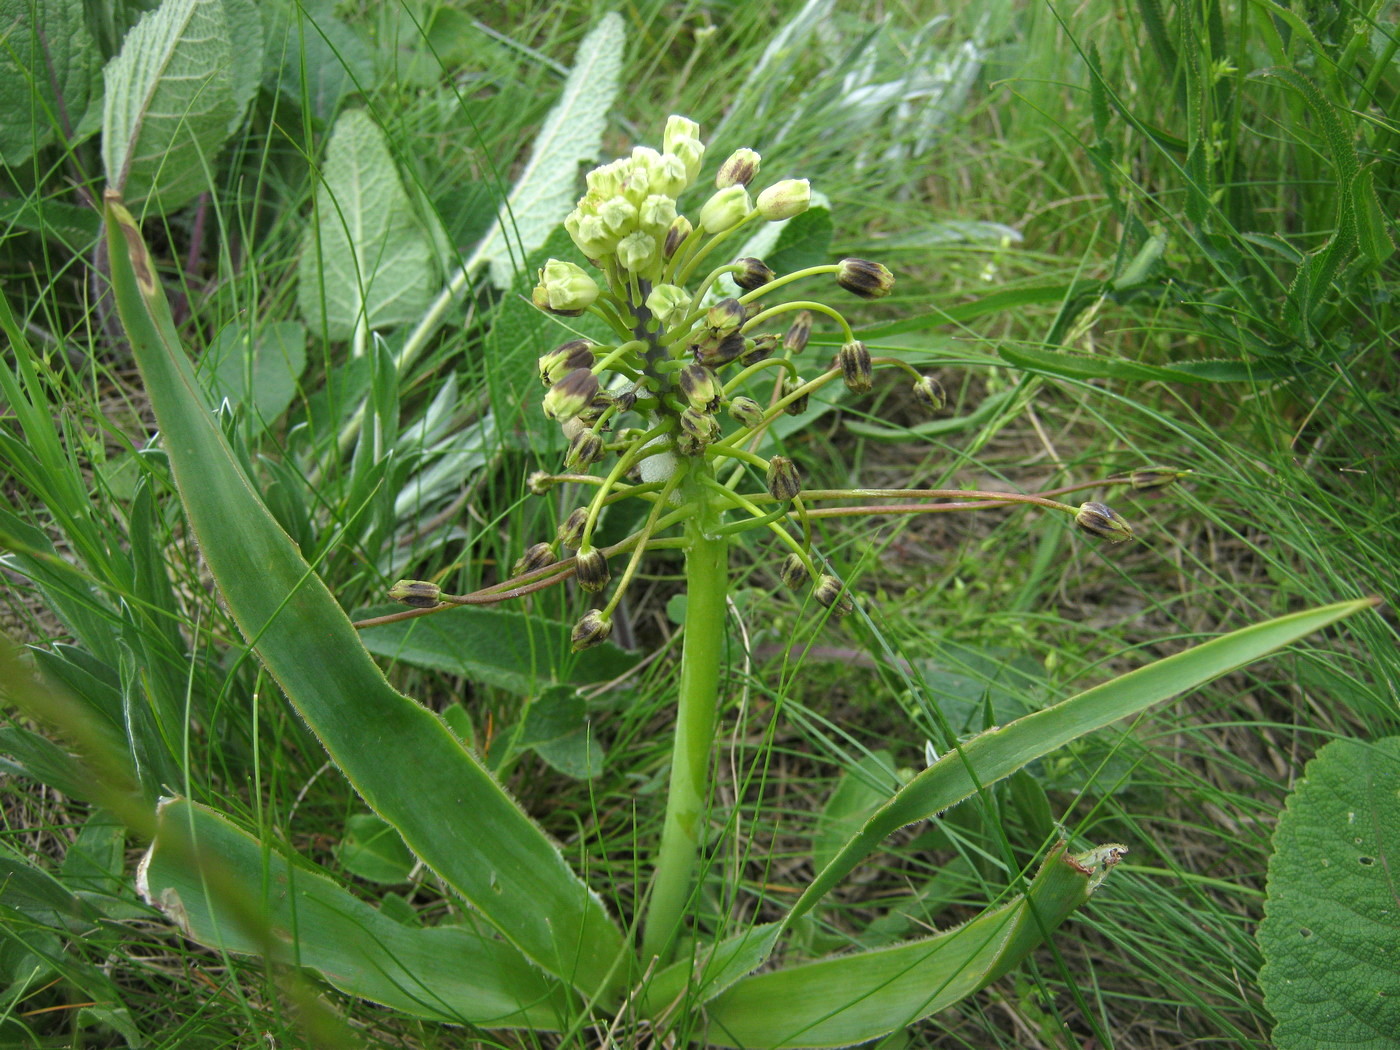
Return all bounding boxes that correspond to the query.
[574,547,611,592]
[699,185,751,233]
[646,283,692,327]
[557,508,589,549]
[678,406,720,447]
[766,455,801,502]
[912,374,946,414]
[781,375,810,415]
[663,215,693,259]
[1130,467,1190,490]
[836,258,895,300]
[571,609,613,651]
[1075,502,1134,543]
[780,554,809,589]
[533,259,600,315]
[756,178,810,221]
[698,330,746,368]
[838,340,873,393]
[716,148,761,188]
[566,428,607,470]
[739,333,780,366]
[733,257,774,292]
[512,543,556,577]
[783,310,813,354]
[542,368,599,422]
[538,339,596,387]
[527,470,556,496]
[678,364,720,413]
[729,396,766,428]
[388,580,441,608]
[706,298,746,338]
[813,575,853,617]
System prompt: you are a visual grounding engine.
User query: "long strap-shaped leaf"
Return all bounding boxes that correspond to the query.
[140,799,570,1027]
[789,596,1377,921]
[103,192,627,1001]
[703,844,1120,1048]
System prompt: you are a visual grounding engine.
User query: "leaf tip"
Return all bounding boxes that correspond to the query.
[103,189,157,296]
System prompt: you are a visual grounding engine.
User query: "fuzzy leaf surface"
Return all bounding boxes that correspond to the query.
[0,0,96,165]
[1259,736,1400,1050]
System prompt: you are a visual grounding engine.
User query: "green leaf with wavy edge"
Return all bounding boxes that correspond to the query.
[0,0,97,165]
[704,844,1123,1048]
[101,0,261,212]
[103,192,627,1002]
[474,13,624,286]
[1258,736,1400,1049]
[139,799,571,1027]
[789,597,1377,921]
[298,108,436,340]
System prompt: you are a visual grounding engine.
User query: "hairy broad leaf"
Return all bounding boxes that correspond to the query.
[0,0,97,165]
[704,844,1125,1048]
[473,13,624,286]
[102,0,262,212]
[1259,736,1400,1050]
[298,108,435,340]
[358,603,638,696]
[140,799,572,1027]
[263,0,373,122]
[105,193,628,1001]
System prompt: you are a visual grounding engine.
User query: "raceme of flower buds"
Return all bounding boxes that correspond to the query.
[766,456,801,502]
[575,548,612,592]
[1075,502,1134,543]
[838,340,873,393]
[389,580,441,608]
[513,543,557,577]
[836,257,896,299]
[716,148,760,188]
[756,178,810,221]
[571,609,613,651]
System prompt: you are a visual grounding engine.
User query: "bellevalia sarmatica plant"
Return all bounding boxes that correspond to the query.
[99,114,1377,1048]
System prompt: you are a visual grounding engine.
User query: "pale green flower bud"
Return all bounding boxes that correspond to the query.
[814,575,854,617]
[716,148,760,188]
[729,396,766,428]
[699,185,751,233]
[766,455,801,502]
[705,298,745,338]
[512,543,556,577]
[542,368,599,422]
[538,339,595,387]
[678,364,720,412]
[663,115,701,154]
[557,508,588,548]
[756,178,810,221]
[533,259,599,315]
[1075,502,1134,543]
[836,257,895,299]
[671,137,704,184]
[598,196,638,236]
[733,257,774,291]
[653,153,691,197]
[663,215,693,259]
[628,146,663,192]
[912,374,946,414]
[571,609,613,651]
[838,340,873,393]
[783,310,813,354]
[566,211,613,259]
[586,158,627,198]
[639,194,678,236]
[389,580,440,608]
[645,283,692,327]
[575,547,611,592]
[616,230,659,275]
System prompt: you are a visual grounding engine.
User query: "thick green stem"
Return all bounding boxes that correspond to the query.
[640,462,728,966]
